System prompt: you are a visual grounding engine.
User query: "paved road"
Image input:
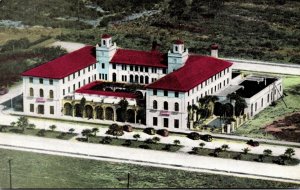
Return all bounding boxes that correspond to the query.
[224,58,300,75]
[0,133,299,184]
[0,82,22,105]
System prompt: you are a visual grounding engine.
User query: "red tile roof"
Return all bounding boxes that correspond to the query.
[110,49,167,68]
[146,55,232,92]
[211,44,219,50]
[75,81,138,99]
[22,46,96,79]
[102,34,111,39]
[174,39,184,44]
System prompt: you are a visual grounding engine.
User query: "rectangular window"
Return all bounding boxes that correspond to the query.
[135,66,138,71]
[145,67,148,72]
[105,74,107,80]
[73,73,75,79]
[30,104,34,112]
[29,77,33,83]
[83,69,85,74]
[68,76,70,81]
[78,82,81,88]
[88,66,90,72]
[174,119,179,128]
[255,102,257,111]
[73,84,75,91]
[227,78,229,84]
[78,71,80,77]
[267,94,270,103]
[130,65,133,71]
[39,78,43,84]
[63,78,65,84]
[175,92,179,97]
[68,87,70,93]
[113,64,116,69]
[63,89,65,96]
[163,68,167,74]
[140,66,144,72]
[49,79,53,85]
[50,106,54,115]
[261,98,263,107]
[153,90,157,95]
[164,90,168,96]
[94,64,96,69]
[164,118,169,128]
[153,117,158,126]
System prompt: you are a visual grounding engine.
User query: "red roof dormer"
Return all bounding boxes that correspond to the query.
[211,44,219,50]
[102,34,111,39]
[174,39,184,45]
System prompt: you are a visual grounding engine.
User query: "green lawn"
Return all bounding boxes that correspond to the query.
[234,75,300,139]
[0,126,76,140]
[0,148,298,188]
[84,136,181,152]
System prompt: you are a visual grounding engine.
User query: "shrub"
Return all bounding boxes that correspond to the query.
[163,144,172,151]
[173,140,181,146]
[106,124,124,137]
[139,144,151,149]
[199,142,205,149]
[157,129,169,137]
[101,136,112,144]
[37,129,46,137]
[152,137,161,144]
[145,138,154,144]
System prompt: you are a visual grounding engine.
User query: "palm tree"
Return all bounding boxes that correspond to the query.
[284,148,295,159]
[16,116,29,133]
[152,136,160,144]
[199,142,205,149]
[221,144,229,151]
[49,125,57,131]
[92,127,99,136]
[81,129,92,142]
[133,134,140,141]
[69,128,75,134]
[173,140,181,146]
[242,147,250,154]
[263,149,272,157]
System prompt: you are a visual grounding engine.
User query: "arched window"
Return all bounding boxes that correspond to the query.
[135,75,139,83]
[140,75,144,84]
[40,89,44,97]
[29,88,34,97]
[130,75,133,83]
[164,101,168,110]
[145,76,149,84]
[175,102,179,111]
[49,90,54,99]
[153,100,157,109]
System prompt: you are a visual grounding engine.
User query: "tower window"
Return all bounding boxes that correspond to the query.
[102,63,105,69]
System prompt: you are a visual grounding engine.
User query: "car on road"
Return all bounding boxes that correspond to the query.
[0,87,8,95]
[201,134,213,142]
[247,139,259,147]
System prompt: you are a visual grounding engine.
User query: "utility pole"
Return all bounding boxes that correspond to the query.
[127,172,130,189]
[8,159,12,189]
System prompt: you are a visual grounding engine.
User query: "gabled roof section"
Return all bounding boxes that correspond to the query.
[110,49,167,68]
[22,46,96,79]
[146,55,233,92]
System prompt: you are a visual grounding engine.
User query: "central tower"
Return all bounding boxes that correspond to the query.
[167,40,189,73]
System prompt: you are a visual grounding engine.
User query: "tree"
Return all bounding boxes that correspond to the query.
[28,123,36,129]
[49,125,57,131]
[81,129,92,142]
[16,116,29,133]
[221,144,229,151]
[152,137,161,144]
[192,147,199,153]
[199,142,206,149]
[69,128,75,134]
[80,97,86,117]
[92,128,99,136]
[118,99,129,122]
[133,134,141,141]
[263,149,272,157]
[173,140,181,146]
[214,148,222,157]
[106,124,124,138]
[168,0,188,19]
[242,147,251,154]
[284,148,295,159]
[10,122,16,128]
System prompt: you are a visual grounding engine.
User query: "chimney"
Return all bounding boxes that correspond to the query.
[152,41,158,51]
[211,44,219,58]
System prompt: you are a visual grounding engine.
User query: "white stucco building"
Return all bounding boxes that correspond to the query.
[21,34,283,131]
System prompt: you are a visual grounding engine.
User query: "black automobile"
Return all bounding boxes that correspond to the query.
[247,139,259,147]
[201,134,213,142]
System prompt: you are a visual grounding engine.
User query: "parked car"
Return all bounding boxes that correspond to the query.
[157,129,169,137]
[0,87,8,95]
[247,139,259,147]
[123,125,133,132]
[144,127,156,135]
[201,134,213,142]
[187,132,201,140]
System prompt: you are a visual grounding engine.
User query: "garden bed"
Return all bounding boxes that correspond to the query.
[77,136,182,152]
[0,125,77,140]
[189,148,299,166]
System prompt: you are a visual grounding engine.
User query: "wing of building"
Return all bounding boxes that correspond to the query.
[21,34,282,131]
